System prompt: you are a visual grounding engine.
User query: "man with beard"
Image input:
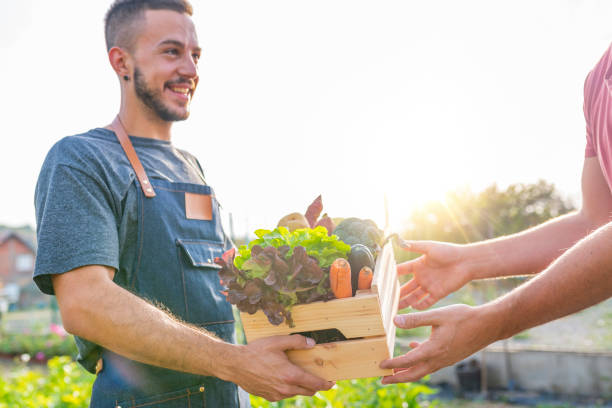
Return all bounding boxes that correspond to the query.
[33,1,333,406]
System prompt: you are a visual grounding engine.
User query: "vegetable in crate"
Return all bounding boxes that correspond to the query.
[333,217,384,256]
[357,266,373,290]
[277,212,309,232]
[329,258,352,299]
[347,244,375,295]
[302,195,336,235]
[216,227,350,326]
[277,195,336,236]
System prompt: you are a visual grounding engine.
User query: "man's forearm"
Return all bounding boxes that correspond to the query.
[483,221,612,341]
[465,210,596,279]
[56,267,239,381]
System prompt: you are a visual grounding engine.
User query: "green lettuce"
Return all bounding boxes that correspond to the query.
[234,226,350,271]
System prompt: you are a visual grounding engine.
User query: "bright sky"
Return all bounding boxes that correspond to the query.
[2,1,612,238]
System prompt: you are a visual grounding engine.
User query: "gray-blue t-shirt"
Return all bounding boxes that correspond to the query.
[33,127,223,372]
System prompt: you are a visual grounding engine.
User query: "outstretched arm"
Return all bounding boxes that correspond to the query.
[53,266,333,401]
[381,220,612,383]
[398,157,612,310]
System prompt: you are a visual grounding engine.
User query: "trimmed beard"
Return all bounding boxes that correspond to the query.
[133,67,189,122]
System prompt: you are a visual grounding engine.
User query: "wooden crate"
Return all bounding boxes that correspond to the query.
[240,242,400,381]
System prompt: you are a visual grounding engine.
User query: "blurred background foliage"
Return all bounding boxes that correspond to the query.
[394,179,575,307]
[397,179,574,263]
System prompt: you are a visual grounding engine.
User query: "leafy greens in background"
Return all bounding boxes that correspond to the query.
[216,227,350,326]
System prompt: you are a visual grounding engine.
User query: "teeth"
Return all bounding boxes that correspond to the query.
[170,87,189,95]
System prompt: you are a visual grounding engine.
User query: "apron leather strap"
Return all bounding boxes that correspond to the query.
[110,116,156,198]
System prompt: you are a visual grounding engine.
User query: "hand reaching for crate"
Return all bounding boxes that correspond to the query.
[379,304,495,383]
[396,240,473,310]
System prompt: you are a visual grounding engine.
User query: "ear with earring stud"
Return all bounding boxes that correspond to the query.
[123,75,129,81]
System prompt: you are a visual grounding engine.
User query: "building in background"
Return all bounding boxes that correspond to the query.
[0,226,45,310]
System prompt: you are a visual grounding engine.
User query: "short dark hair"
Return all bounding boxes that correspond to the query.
[104,0,193,52]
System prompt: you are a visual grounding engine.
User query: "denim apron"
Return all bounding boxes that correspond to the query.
[90,118,243,408]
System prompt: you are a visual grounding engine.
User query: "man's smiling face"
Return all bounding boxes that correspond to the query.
[130,9,201,122]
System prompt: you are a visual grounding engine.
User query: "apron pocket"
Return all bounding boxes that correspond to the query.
[176,239,235,326]
[115,383,206,408]
[176,239,224,268]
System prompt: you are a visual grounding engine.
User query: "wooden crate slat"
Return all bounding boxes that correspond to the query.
[374,242,400,357]
[378,246,392,334]
[373,243,397,337]
[241,292,385,342]
[386,278,400,356]
[286,337,393,381]
[371,243,387,295]
[385,251,399,335]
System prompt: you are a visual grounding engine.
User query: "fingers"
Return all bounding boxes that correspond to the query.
[289,370,334,393]
[397,256,423,276]
[280,385,317,400]
[256,334,333,387]
[380,338,438,370]
[413,294,437,310]
[399,279,419,296]
[398,287,428,309]
[261,362,334,400]
[400,240,433,254]
[394,310,440,329]
[264,384,317,402]
[381,362,434,384]
[269,378,333,401]
[397,297,413,311]
[397,260,415,276]
[378,341,421,384]
[268,334,316,351]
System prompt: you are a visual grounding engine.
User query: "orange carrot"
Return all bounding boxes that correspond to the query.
[357,266,373,290]
[330,258,352,299]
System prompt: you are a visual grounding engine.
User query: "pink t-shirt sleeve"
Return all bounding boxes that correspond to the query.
[584,71,597,158]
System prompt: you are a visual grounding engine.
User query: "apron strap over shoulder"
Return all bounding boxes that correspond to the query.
[110,116,156,198]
